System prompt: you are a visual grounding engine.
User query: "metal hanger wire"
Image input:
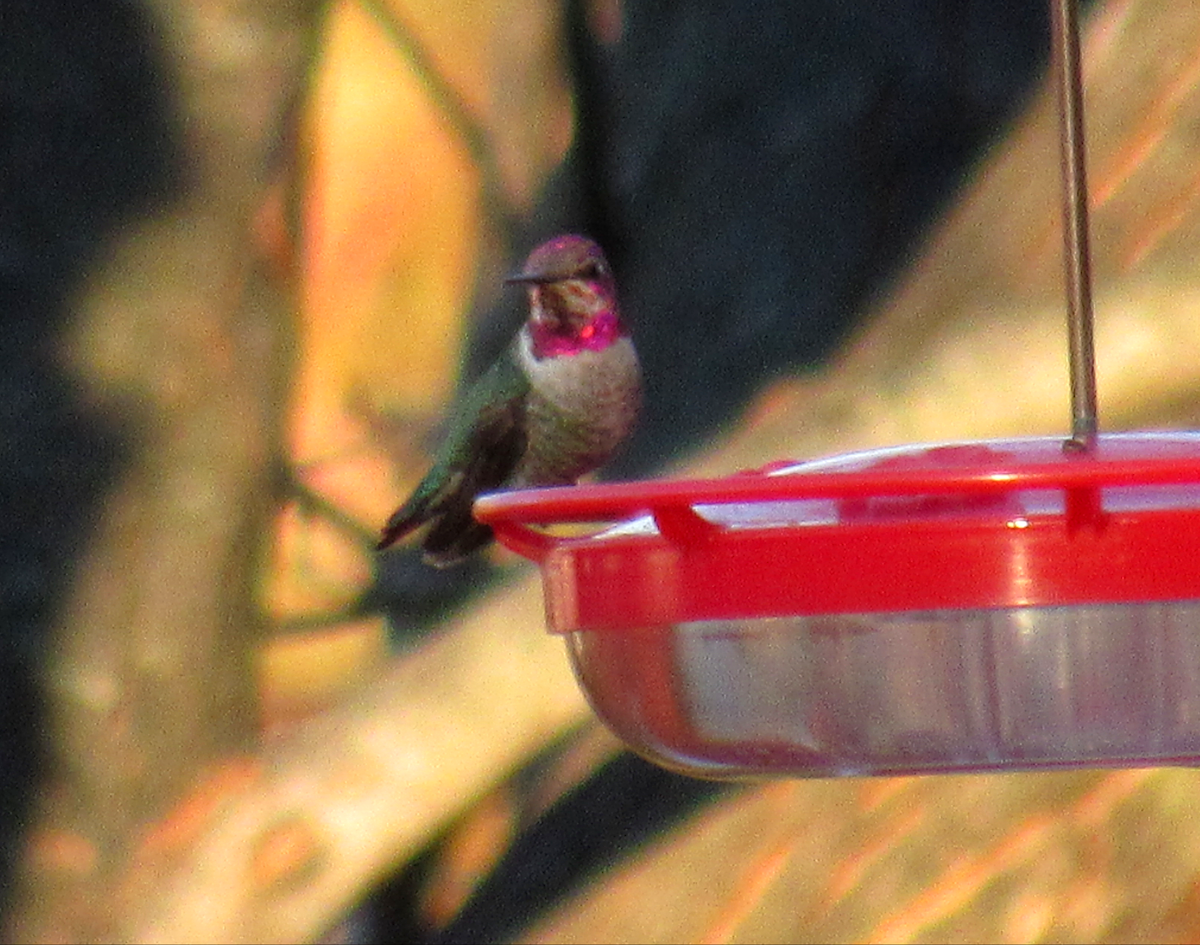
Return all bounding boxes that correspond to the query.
[1051,0,1099,450]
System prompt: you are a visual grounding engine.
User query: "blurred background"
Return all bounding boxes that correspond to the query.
[8,0,1200,941]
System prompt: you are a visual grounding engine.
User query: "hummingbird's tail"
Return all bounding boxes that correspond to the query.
[376,498,427,551]
[419,500,494,568]
[376,483,494,566]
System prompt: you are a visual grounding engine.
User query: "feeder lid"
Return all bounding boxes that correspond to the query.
[474,433,1200,632]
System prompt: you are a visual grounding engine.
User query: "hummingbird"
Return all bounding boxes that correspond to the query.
[377,234,641,567]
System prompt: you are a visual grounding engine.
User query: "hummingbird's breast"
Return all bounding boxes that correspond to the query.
[514,331,641,486]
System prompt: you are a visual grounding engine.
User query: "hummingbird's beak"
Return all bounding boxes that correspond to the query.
[504,272,560,286]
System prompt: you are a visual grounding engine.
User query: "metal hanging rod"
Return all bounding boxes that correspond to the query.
[1051,0,1099,450]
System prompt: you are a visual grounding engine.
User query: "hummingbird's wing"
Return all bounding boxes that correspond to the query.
[377,351,529,563]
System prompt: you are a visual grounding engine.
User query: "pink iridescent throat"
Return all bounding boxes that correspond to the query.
[530,308,625,359]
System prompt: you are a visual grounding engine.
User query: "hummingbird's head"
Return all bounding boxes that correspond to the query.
[506,235,625,358]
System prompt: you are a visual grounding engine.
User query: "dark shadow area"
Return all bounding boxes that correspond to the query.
[0,0,179,916]
[372,547,500,643]
[372,750,728,945]
[573,0,1056,475]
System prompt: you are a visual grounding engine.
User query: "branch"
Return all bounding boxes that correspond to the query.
[125,575,587,944]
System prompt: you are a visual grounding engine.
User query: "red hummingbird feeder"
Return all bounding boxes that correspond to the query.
[475,0,1200,778]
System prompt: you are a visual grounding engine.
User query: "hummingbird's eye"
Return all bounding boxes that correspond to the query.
[581,260,607,279]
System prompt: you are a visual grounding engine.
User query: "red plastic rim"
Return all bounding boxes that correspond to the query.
[473,433,1200,632]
